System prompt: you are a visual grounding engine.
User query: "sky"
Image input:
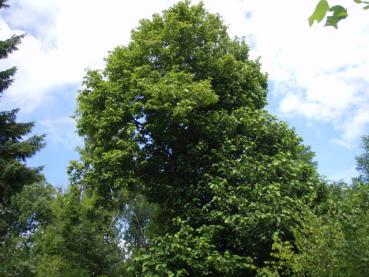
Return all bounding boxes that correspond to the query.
[0,0,368,187]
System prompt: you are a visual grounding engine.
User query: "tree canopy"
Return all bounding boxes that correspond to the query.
[76,1,325,275]
[2,1,369,276]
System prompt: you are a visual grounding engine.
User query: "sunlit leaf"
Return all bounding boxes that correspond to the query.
[309,0,330,26]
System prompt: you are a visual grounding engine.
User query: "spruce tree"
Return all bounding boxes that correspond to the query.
[76,1,325,275]
[0,0,44,237]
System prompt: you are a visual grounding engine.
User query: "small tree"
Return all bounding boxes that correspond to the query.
[34,185,125,277]
[356,136,369,183]
[261,182,369,277]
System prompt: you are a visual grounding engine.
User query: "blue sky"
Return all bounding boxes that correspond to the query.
[1,0,368,187]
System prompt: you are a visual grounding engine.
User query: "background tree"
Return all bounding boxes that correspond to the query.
[0,182,55,276]
[259,137,369,276]
[0,1,44,207]
[0,0,45,272]
[76,1,326,275]
[355,136,369,183]
[33,185,126,277]
[260,182,369,277]
[1,167,127,277]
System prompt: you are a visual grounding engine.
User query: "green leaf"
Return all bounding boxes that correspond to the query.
[354,0,362,3]
[325,5,348,28]
[309,0,330,26]
[329,5,348,17]
[364,5,369,9]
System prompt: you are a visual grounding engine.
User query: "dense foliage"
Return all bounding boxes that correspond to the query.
[0,3,44,208]
[2,1,369,276]
[0,0,45,272]
[76,1,326,275]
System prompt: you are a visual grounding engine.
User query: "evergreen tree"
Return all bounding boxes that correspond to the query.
[76,1,325,275]
[0,1,44,207]
[0,0,44,264]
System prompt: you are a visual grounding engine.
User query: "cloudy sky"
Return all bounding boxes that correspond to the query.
[0,0,368,187]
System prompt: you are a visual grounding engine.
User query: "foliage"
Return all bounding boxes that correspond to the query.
[356,135,369,182]
[309,0,369,28]
[0,0,45,272]
[76,1,325,275]
[259,181,369,277]
[1,182,127,277]
[33,185,126,277]
[0,182,56,276]
[0,2,44,208]
[5,0,369,276]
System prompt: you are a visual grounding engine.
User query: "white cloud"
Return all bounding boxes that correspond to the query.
[1,0,369,149]
[39,116,83,151]
[0,0,177,111]
[330,165,358,183]
[236,0,369,148]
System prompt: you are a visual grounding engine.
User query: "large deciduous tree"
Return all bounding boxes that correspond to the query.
[76,1,325,275]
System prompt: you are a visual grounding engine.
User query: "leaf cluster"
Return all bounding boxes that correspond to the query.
[309,0,369,28]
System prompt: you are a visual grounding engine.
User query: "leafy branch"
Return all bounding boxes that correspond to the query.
[309,0,369,28]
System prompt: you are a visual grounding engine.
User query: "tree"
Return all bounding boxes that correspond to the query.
[1,171,126,277]
[33,185,126,277]
[260,181,369,277]
[0,0,45,270]
[0,1,44,209]
[76,1,325,275]
[356,136,369,183]
[259,137,369,276]
[0,182,55,276]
